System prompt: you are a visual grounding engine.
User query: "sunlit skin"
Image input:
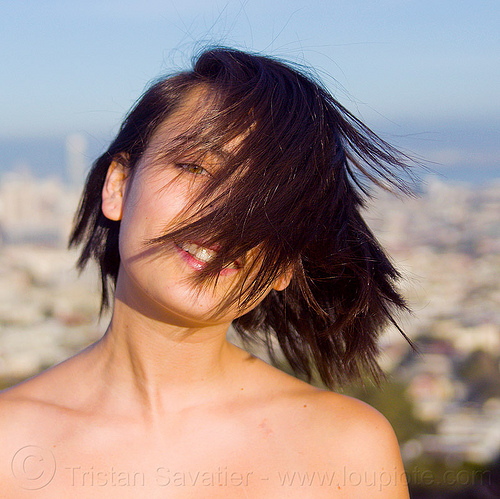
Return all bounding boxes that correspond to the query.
[109,106,289,329]
[0,93,409,498]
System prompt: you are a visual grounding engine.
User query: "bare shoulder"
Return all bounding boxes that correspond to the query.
[243,359,408,497]
[0,355,82,441]
[0,375,49,424]
[0,360,84,491]
[292,389,409,498]
[0,357,73,407]
[0,366,69,441]
[244,353,403,456]
[245,356,404,456]
[0,378,53,490]
[305,389,402,456]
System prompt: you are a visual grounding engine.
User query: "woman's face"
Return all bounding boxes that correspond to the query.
[101,92,291,328]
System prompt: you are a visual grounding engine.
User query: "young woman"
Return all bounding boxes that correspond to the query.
[0,47,413,497]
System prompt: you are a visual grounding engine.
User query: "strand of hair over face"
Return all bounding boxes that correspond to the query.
[70,47,420,388]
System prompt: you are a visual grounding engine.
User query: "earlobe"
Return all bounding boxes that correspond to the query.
[272,267,294,292]
[101,155,129,221]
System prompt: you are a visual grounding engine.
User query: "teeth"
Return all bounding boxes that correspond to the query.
[180,242,217,263]
[179,242,238,269]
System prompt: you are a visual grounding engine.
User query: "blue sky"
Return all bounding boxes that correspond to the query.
[1,0,499,180]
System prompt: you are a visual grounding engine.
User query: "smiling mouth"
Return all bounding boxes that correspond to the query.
[177,241,239,269]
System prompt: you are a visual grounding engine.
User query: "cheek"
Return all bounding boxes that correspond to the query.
[113,173,265,322]
[119,183,181,255]
[116,183,191,298]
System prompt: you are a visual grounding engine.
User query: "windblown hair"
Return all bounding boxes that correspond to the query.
[70,47,416,388]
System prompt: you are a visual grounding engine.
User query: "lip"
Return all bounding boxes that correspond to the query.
[174,242,240,275]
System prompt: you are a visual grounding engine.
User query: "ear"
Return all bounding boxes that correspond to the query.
[101,155,129,221]
[272,266,294,292]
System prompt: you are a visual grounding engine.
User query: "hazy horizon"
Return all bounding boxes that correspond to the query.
[1,116,498,186]
[1,1,498,184]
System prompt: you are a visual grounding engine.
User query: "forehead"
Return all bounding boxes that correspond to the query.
[149,88,213,150]
[144,86,249,167]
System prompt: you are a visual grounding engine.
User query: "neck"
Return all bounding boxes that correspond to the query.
[87,295,241,419]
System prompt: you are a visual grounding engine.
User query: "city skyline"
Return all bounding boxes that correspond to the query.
[1,120,498,186]
[1,171,499,494]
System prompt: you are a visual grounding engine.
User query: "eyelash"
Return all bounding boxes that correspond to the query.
[176,163,209,176]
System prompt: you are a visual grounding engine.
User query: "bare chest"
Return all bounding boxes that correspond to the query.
[5,414,347,498]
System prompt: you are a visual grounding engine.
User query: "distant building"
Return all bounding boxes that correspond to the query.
[66,133,88,189]
[0,170,79,246]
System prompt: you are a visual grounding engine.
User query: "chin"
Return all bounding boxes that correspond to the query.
[116,269,236,327]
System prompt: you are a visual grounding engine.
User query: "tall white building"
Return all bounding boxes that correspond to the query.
[65,133,88,189]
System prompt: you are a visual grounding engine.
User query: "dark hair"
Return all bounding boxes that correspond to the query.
[70,47,416,388]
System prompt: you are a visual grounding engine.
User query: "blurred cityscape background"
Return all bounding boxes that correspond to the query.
[1,1,499,497]
[1,131,499,498]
